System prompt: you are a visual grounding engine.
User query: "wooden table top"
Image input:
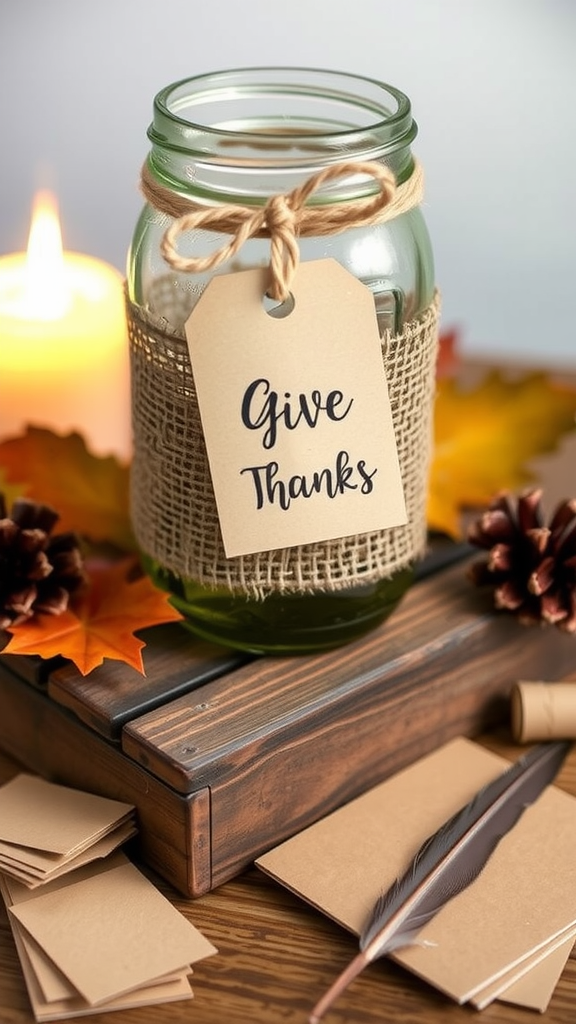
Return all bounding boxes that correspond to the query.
[1,731,576,1024]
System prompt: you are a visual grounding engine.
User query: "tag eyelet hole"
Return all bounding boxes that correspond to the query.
[263,292,295,319]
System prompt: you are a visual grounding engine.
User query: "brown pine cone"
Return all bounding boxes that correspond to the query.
[0,494,87,629]
[467,488,576,632]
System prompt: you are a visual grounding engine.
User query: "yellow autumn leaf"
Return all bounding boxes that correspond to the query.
[428,371,576,538]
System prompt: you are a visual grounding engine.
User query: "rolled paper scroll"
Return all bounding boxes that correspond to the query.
[511,681,576,743]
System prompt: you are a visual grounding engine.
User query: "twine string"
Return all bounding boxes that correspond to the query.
[140,159,424,302]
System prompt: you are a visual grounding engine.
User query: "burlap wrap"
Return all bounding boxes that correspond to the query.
[128,288,440,599]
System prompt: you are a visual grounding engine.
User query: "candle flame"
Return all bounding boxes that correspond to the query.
[25,190,71,320]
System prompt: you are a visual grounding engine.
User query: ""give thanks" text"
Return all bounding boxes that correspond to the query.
[239,378,378,512]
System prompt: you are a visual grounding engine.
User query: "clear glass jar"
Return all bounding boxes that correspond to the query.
[127,67,435,655]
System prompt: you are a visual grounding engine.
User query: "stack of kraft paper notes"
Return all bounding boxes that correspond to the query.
[0,774,217,1020]
[257,737,576,1013]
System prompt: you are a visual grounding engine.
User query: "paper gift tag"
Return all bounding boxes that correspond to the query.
[186,259,407,557]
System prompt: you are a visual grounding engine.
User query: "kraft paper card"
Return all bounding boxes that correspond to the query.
[257,737,576,1006]
[498,935,576,1013]
[1,853,131,1001]
[8,859,217,1006]
[472,929,576,1012]
[1,874,194,1021]
[0,820,136,887]
[0,857,196,1020]
[1,850,128,907]
[0,773,135,863]
[2,909,193,1021]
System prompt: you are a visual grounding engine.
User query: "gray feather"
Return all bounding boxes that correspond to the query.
[360,740,570,956]
[309,740,571,1023]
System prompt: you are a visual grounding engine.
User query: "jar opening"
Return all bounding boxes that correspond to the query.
[147,68,417,202]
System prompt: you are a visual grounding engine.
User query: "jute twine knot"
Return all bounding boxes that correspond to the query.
[140,159,424,302]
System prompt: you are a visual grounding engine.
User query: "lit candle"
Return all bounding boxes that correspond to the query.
[0,191,130,460]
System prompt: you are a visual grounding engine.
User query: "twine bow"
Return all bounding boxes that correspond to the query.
[140,159,424,302]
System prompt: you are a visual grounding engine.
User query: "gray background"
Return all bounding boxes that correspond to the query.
[1,0,574,366]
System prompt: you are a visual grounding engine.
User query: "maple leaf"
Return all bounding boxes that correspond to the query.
[0,428,134,552]
[428,371,576,539]
[2,559,183,676]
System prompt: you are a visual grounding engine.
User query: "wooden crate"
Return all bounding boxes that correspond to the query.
[1,554,575,898]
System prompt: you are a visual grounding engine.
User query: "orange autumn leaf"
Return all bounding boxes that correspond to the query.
[3,560,183,676]
[428,371,576,539]
[0,427,134,552]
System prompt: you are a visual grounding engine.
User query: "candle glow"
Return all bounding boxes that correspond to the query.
[0,191,131,460]
[24,190,69,321]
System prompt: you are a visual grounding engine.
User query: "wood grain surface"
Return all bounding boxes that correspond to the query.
[48,624,245,739]
[1,735,576,1024]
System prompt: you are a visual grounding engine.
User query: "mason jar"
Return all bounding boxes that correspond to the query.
[126,67,438,655]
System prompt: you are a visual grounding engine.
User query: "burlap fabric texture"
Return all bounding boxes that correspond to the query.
[128,288,440,599]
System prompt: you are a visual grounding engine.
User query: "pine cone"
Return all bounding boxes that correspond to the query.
[0,494,87,629]
[467,488,576,632]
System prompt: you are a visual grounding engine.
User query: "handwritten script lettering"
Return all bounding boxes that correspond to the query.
[240,451,378,511]
[239,378,380,513]
[241,378,354,450]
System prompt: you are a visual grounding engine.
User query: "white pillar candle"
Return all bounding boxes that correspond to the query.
[0,191,130,461]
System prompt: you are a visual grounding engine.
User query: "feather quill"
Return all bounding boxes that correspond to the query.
[309,740,571,1023]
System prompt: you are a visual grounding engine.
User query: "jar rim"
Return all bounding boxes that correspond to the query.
[150,66,415,148]
[147,67,417,203]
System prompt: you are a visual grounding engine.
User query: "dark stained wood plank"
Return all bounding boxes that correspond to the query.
[0,644,63,689]
[47,623,247,739]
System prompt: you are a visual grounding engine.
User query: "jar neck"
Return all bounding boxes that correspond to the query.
[147,68,418,206]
